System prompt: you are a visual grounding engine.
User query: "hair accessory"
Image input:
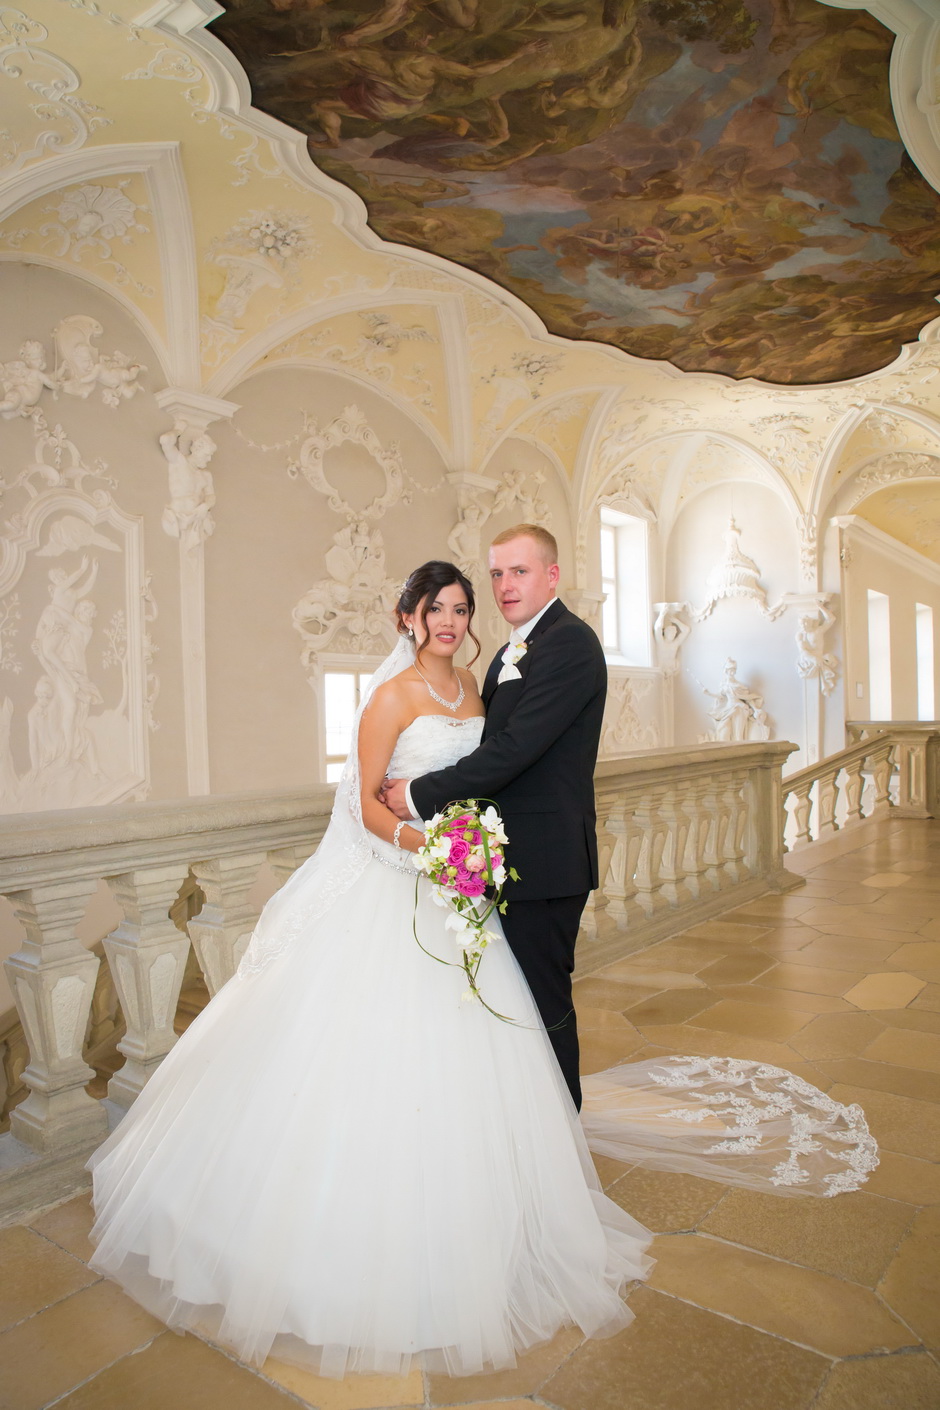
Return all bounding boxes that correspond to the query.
[393,819,406,849]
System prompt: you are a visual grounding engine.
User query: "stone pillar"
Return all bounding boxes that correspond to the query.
[188,854,265,995]
[4,878,106,1154]
[102,863,193,1107]
[155,388,239,797]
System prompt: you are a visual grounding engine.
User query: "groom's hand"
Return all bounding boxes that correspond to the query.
[384,778,411,819]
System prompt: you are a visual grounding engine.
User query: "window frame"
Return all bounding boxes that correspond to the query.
[598,505,652,668]
[315,652,388,784]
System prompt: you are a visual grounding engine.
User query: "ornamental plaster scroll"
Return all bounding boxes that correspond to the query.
[0,10,112,176]
[0,426,150,812]
[600,675,659,758]
[797,513,818,584]
[701,659,771,744]
[292,521,399,669]
[752,413,825,484]
[203,210,318,361]
[27,181,153,298]
[477,352,561,444]
[692,518,786,623]
[849,451,940,506]
[652,603,691,677]
[288,404,408,523]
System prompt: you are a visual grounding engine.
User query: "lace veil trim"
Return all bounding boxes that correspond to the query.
[237,636,416,978]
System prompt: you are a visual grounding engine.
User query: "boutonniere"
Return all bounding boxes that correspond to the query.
[508,641,527,666]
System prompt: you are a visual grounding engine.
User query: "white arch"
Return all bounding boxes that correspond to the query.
[226,358,454,468]
[811,400,940,524]
[0,142,199,386]
[0,252,173,385]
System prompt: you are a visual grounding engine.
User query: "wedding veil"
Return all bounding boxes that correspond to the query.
[237,635,416,978]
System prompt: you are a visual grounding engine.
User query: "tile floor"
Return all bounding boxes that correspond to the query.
[3,817,940,1410]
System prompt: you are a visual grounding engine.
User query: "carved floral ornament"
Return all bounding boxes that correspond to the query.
[848,451,940,507]
[288,404,406,523]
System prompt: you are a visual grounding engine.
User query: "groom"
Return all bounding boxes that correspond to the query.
[384,523,607,1109]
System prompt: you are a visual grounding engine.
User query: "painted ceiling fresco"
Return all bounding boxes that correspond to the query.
[212,0,940,386]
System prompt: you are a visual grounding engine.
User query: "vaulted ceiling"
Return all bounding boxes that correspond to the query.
[212,0,940,387]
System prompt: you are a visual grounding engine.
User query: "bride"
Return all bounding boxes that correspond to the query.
[88,560,878,1380]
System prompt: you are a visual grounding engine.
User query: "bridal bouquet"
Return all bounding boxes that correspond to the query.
[413,800,519,1016]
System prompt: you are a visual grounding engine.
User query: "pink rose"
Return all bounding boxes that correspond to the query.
[448,837,471,865]
[491,853,503,869]
[455,871,487,897]
[464,853,485,873]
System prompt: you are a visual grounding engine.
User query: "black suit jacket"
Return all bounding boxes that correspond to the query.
[410,599,607,902]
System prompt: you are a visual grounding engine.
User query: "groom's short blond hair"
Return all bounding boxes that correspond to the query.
[490,523,558,566]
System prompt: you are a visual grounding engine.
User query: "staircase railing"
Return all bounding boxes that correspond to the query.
[0,738,800,1215]
[782,723,939,848]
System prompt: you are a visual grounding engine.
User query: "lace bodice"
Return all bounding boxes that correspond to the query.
[387,713,484,780]
[371,714,485,872]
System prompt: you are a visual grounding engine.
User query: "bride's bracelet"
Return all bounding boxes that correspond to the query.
[393,820,406,850]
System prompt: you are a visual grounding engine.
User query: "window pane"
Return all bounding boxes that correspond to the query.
[600,524,616,579]
[916,604,935,720]
[324,673,356,756]
[357,672,373,702]
[867,590,891,719]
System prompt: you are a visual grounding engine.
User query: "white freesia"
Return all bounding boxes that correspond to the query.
[479,806,508,844]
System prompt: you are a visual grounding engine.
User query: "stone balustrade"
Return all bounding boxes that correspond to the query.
[783,723,940,848]
[0,741,799,1217]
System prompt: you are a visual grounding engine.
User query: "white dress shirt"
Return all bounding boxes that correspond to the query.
[403,597,557,820]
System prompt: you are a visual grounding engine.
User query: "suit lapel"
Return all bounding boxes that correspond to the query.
[482,599,566,710]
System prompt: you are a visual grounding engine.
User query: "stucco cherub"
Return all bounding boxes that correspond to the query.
[0,341,57,419]
[159,424,218,547]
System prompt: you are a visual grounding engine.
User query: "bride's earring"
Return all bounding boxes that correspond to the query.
[408,627,414,638]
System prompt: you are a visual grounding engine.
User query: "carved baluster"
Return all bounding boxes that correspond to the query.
[700,772,731,889]
[3,878,107,1153]
[102,863,193,1107]
[580,792,615,940]
[656,785,692,907]
[841,758,865,826]
[680,777,711,900]
[815,769,839,837]
[631,786,670,919]
[597,791,643,932]
[188,854,266,994]
[267,845,310,889]
[786,780,813,848]
[721,773,749,881]
[867,744,895,818]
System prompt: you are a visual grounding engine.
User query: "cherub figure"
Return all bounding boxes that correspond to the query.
[159,425,217,547]
[0,341,57,419]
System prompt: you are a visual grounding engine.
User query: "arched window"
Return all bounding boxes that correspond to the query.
[599,506,651,667]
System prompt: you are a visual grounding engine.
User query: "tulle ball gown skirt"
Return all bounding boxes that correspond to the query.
[88,855,653,1378]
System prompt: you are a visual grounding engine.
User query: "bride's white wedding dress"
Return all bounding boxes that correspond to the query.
[89,654,878,1380]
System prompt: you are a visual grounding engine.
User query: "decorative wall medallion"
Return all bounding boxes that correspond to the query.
[205,210,317,343]
[288,404,406,522]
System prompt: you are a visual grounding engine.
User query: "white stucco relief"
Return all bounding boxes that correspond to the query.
[794,599,839,698]
[601,676,659,757]
[293,521,399,668]
[27,181,153,297]
[159,423,217,549]
[652,603,691,677]
[204,210,317,362]
[0,10,112,175]
[692,517,785,623]
[0,422,150,812]
[702,659,771,743]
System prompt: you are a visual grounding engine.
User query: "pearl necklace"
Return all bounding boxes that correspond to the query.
[413,662,465,713]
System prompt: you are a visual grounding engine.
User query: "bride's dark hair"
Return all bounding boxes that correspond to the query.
[395,561,481,666]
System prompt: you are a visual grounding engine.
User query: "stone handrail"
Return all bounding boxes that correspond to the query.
[782,723,939,847]
[0,740,798,1212]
